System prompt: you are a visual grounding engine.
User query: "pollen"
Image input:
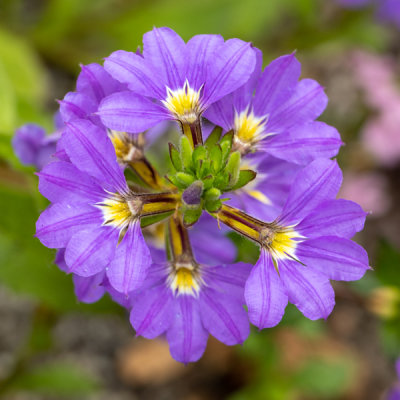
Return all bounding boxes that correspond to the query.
[168,263,203,297]
[261,226,303,262]
[161,80,203,124]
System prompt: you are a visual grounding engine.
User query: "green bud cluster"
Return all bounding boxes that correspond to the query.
[167,127,257,226]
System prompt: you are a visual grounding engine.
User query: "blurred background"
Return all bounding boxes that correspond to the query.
[0,0,400,399]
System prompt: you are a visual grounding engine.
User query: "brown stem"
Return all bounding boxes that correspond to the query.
[126,158,165,190]
[167,214,196,264]
[136,192,180,217]
[180,120,203,148]
[211,204,274,243]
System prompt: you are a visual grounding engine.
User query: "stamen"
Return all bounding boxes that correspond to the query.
[97,194,141,230]
[161,80,203,125]
[166,214,203,297]
[233,108,269,154]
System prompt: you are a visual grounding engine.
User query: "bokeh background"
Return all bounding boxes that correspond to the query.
[0,0,400,399]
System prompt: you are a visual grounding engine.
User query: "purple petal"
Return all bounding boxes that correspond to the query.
[130,270,173,338]
[228,155,300,221]
[98,91,170,133]
[104,50,164,98]
[253,53,301,116]
[280,259,335,320]
[73,272,106,303]
[205,262,251,301]
[38,161,104,203]
[190,214,237,264]
[77,63,125,104]
[13,124,46,167]
[280,159,343,225]
[35,143,58,170]
[296,236,369,281]
[186,34,224,90]
[54,135,70,162]
[232,47,263,112]
[203,39,256,106]
[267,79,328,132]
[245,251,288,328]
[263,122,343,165]
[59,92,98,123]
[53,111,64,130]
[107,221,152,294]
[296,199,367,239]
[200,285,249,345]
[64,226,118,276]
[36,203,101,248]
[166,296,209,363]
[142,27,186,90]
[63,119,127,193]
[228,191,282,221]
[203,96,234,131]
[54,249,68,273]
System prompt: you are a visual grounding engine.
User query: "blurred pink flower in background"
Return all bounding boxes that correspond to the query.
[352,51,400,167]
[339,172,390,217]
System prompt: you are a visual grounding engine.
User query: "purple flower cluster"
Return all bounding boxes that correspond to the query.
[14,27,369,363]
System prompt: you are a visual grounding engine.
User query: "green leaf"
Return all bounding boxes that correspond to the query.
[0,29,46,106]
[224,151,241,189]
[176,171,195,187]
[204,188,222,213]
[376,239,400,287]
[179,135,193,171]
[183,207,202,227]
[210,145,222,173]
[230,169,257,191]
[220,130,234,164]
[168,142,182,171]
[293,357,355,398]
[0,60,16,134]
[140,211,174,228]
[202,175,214,190]
[10,362,98,396]
[204,126,222,149]
[213,172,229,190]
[198,158,211,179]
[192,145,207,170]
[204,187,221,202]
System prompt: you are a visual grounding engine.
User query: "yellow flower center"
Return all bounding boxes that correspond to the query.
[109,130,143,163]
[261,226,303,261]
[161,80,202,124]
[234,109,268,145]
[97,196,142,230]
[168,263,202,297]
[237,163,271,205]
